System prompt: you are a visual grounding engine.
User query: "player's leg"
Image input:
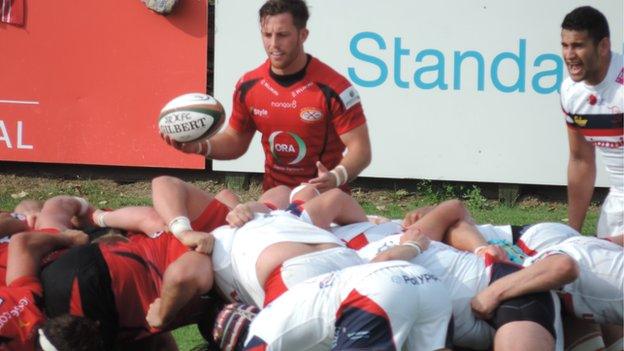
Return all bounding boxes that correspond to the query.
[494,321,555,351]
[301,188,367,229]
[35,195,93,231]
[152,176,217,222]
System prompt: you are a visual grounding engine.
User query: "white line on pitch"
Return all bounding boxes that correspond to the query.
[0,100,40,105]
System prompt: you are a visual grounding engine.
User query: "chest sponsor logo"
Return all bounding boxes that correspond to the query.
[616,68,623,85]
[339,86,361,110]
[270,100,297,109]
[391,273,439,285]
[291,82,314,98]
[261,79,279,96]
[268,131,307,165]
[250,107,269,118]
[299,108,323,122]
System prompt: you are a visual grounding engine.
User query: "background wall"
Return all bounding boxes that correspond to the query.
[213,0,623,186]
[0,0,208,169]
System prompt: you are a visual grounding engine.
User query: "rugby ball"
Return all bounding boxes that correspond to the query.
[158,93,225,143]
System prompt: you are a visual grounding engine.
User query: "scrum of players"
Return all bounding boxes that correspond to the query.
[0,175,621,351]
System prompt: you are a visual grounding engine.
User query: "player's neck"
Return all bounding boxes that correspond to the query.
[271,51,308,76]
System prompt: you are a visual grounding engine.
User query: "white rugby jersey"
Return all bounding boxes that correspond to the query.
[561,52,624,194]
[524,235,624,325]
[358,236,494,349]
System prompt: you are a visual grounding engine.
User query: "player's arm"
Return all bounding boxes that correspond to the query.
[146,251,213,329]
[0,213,29,237]
[371,228,431,262]
[6,229,88,285]
[92,206,166,235]
[163,125,255,160]
[567,126,596,233]
[471,253,579,319]
[310,123,372,192]
[606,235,624,246]
[301,188,368,229]
[35,196,94,231]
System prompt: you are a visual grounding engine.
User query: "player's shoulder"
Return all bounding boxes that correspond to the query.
[307,56,352,88]
[559,76,577,96]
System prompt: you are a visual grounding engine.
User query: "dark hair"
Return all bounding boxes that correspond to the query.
[561,6,610,44]
[41,315,105,351]
[259,0,309,29]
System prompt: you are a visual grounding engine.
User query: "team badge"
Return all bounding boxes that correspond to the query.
[299,108,323,122]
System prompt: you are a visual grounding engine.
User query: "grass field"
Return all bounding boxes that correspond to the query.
[0,173,600,350]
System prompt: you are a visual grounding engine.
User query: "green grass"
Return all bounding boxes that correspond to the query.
[0,174,601,348]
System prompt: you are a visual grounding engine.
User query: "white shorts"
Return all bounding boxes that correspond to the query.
[245,261,453,351]
[524,236,624,325]
[263,247,364,306]
[597,191,624,238]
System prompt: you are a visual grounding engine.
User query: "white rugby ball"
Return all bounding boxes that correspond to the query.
[158,93,225,143]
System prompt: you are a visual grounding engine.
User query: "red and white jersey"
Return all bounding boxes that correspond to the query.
[211,211,353,307]
[245,261,452,351]
[524,236,624,325]
[0,0,24,26]
[358,236,494,350]
[330,221,402,250]
[0,276,45,351]
[561,51,624,194]
[229,56,367,190]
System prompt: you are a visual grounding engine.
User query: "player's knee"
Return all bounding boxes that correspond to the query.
[151,175,181,191]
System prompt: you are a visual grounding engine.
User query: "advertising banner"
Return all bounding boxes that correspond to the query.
[213,0,623,186]
[0,0,208,168]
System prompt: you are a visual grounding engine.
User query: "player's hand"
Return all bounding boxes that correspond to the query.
[146,298,164,329]
[471,289,500,320]
[402,206,435,228]
[399,227,431,252]
[474,245,509,262]
[308,161,338,193]
[61,229,89,246]
[178,231,214,254]
[160,133,202,155]
[226,203,255,227]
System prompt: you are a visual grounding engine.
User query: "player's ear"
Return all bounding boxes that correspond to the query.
[299,27,309,43]
[598,37,610,56]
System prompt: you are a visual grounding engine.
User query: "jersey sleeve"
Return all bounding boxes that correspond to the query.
[228,77,257,134]
[559,80,575,127]
[331,80,367,135]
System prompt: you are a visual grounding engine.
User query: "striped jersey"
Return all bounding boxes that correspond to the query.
[561,51,624,193]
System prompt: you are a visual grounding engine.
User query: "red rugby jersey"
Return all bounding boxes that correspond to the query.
[0,276,45,351]
[229,56,366,190]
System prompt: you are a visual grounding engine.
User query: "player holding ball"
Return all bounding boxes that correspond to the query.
[160,0,372,193]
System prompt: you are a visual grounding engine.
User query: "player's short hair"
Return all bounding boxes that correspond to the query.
[259,0,309,29]
[40,314,105,351]
[561,6,610,44]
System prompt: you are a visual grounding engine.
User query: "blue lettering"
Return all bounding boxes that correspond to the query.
[348,32,388,87]
[453,50,485,91]
[532,53,563,94]
[394,37,410,89]
[491,39,526,93]
[414,49,448,90]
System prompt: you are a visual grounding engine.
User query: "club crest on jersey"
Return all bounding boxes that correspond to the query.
[573,115,588,127]
[299,108,323,123]
[268,131,307,165]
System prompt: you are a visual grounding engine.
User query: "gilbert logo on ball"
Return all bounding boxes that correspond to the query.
[158,93,225,143]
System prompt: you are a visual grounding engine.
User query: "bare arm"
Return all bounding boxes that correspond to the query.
[146,251,213,329]
[607,235,624,246]
[309,124,372,192]
[302,188,367,229]
[35,196,93,231]
[0,214,29,237]
[567,127,596,232]
[93,206,166,234]
[6,230,88,285]
[471,254,579,319]
[162,126,255,160]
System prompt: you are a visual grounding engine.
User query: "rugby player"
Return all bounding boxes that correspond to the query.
[560,6,624,236]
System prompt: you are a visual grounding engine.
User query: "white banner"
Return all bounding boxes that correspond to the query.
[214,0,623,186]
